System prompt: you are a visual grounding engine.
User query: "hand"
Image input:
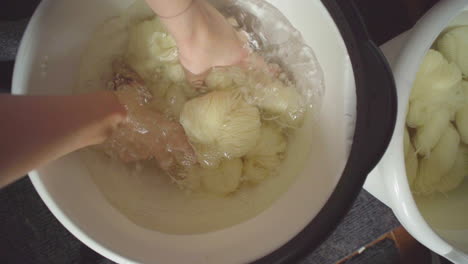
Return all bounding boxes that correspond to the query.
[0,91,126,187]
[155,0,249,82]
[177,1,248,73]
[102,62,195,171]
[103,88,195,170]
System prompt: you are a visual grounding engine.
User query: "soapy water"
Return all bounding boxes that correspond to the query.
[79,0,325,194]
[101,60,195,172]
[219,0,325,105]
[76,0,324,233]
[217,0,324,131]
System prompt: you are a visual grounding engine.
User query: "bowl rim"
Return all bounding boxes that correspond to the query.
[380,0,468,260]
[13,0,397,263]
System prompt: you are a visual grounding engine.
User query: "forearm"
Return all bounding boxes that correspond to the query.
[0,91,126,187]
[145,0,193,18]
[146,0,207,43]
[145,0,246,75]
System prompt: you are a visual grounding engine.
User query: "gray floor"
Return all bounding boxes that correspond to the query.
[301,190,400,264]
[0,18,28,61]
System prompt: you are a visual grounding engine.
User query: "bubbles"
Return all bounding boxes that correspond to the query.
[101,62,196,174]
[84,0,325,196]
[219,0,325,115]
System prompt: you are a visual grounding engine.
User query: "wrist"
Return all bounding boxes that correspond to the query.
[146,0,195,19]
[82,91,127,146]
[159,0,210,43]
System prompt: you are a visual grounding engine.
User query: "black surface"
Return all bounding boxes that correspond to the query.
[0,18,29,61]
[354,0,412,45]
[0,0,41,21]
[0,61,14,90]
[355,0,439,45]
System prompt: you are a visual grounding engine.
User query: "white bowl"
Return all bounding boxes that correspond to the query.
[374,0,468,263]
[12,0,360,263]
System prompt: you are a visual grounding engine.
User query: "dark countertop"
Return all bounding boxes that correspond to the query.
[0,0,438,263]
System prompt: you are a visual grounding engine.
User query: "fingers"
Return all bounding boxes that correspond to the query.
[181,44,249,89]
[183,67,210,88]
[163,121,197,166]
[176,15,249,80]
